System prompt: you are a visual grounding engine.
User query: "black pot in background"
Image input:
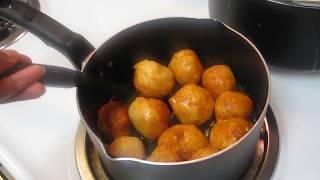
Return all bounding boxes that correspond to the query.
[209,0,320,71]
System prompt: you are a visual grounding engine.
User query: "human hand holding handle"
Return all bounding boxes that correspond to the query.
[0,50,45,103]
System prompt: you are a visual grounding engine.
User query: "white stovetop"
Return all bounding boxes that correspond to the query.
[0,0,320,180]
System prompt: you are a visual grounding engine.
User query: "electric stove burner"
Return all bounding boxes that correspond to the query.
[0,0,40,49]
[75,107,279,180]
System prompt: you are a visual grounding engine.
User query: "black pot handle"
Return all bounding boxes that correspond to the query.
[41,64,134,97]
[0,0,95,70]
[41,64,82,88]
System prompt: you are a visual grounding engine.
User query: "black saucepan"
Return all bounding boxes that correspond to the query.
[209,0,320,71]
[0,1,270,180]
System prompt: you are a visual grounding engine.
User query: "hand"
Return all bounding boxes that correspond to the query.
[0,50,45,103]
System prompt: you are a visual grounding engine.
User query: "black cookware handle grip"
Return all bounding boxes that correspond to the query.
[0,62,133,96]
[41,65,81,88]
[41,64,108,90]
[0,63,82,88]
[0,0,95,70]
[41,65,132,97]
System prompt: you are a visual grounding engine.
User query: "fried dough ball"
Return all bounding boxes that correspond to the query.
[109,136,145,159]
[169,84,214,125]
[128,97,170,140]
[157,124,209,160]
[189,146,219,160]
[169,49,203,85]
[133,60,175,98]
[209,118,253,150]
[215,91,253,121]
[97,101,131,141]
[202,65,236,99]
[148,146,183,162]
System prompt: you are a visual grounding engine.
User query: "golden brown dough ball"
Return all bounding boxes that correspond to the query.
[202,65,236,99]
[109,136,145,159]
[169,49,203,85]
[148,145,183,162]
[97,101,131,142]
[209,118,253,150]
[169,84,214,125]
[215,91,253,121]
[128,97,170,140]
[158,124,209,160]
[134,60,175,98]
[188,146,219,160]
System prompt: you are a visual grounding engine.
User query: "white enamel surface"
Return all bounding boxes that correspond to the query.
[0,0,319,180]
[270,69,320,180]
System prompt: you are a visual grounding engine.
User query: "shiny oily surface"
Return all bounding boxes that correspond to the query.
[189,146,218,160]
[202,65,236,100]
[169,49,203,85]
[128,97,170,140]
[97,101,131,142]
[133,60,175,98]
[109,136,145,159]
[215,91,253,121]
[169,84,214,125]
[147,145,183,162]
[150,124,209,161]
[210,119,253,150]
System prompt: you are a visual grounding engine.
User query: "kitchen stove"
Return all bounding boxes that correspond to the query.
[0,1,320,180]
[0,0,40,48]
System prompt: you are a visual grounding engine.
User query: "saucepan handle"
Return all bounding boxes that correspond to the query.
[40,64,133,96]
[0,62,85,88]
[0,0,95,70]
[40,65,82,88]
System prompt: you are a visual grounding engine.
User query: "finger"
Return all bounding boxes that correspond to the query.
[1,50,32,64]
[17,53,32,64]
[9,82,45,102]
[0,50,19,57]
[0,51,18,73]
[0,65,45,102]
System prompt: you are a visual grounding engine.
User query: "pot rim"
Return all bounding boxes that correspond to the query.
[266,0,320,9]
[76,17,271,166]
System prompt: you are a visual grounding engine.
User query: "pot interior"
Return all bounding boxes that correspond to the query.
[77,17,269,144]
